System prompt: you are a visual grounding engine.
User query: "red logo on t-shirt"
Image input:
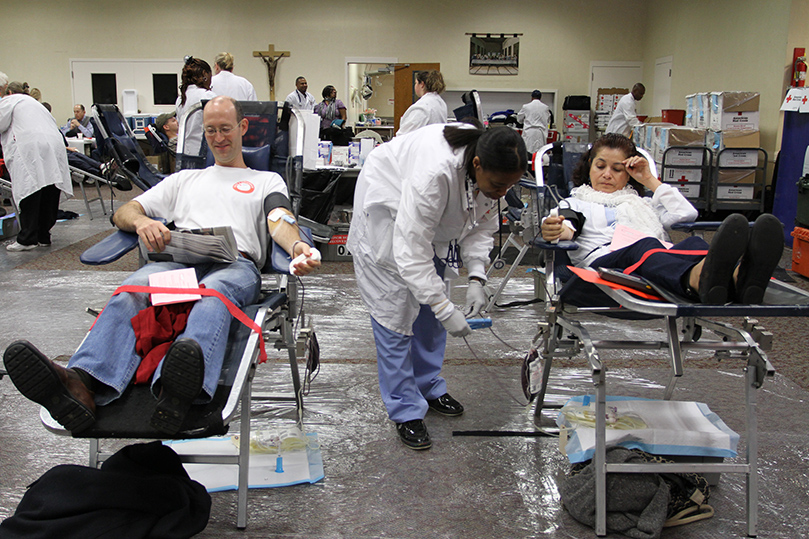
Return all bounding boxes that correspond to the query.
[233,181,255,194]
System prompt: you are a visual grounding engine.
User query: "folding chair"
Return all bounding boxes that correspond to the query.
[523,144,800,537]
[38,102,318,530]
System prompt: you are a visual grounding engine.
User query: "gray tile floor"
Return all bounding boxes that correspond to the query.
[1,194,809,538]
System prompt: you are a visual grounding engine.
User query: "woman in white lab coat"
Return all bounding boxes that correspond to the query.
[395,70,448,136]
[347,123,527,449]
[0,87,72,251]
[175,57,216,161]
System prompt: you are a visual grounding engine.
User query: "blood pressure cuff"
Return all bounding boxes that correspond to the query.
[263,192,292,216]
[559,208,586,240]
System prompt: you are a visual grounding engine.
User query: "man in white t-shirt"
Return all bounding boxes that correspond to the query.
[285,76,316,110]
[211,52,258,101]
[4,96,320,436]
[606,83,646,137]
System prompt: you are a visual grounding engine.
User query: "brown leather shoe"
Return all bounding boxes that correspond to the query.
[3,340,96,433]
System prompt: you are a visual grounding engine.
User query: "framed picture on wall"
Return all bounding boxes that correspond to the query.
[467,33,522,75]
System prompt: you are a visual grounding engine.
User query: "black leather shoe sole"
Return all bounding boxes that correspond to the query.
[736,214,784,304]
[427,395,465,416]
[396,420,432,450]
[699,214,748,304]
[151,339,204,435]
[3,340,95,433]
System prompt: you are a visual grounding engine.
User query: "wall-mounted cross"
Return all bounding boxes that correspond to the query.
[253,44,290,100]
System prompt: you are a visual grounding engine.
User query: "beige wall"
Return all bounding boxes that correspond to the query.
[1,0,797,167]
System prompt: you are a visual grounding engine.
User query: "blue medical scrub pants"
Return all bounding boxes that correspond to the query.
[68,256,261,405]
[371,304,449,423]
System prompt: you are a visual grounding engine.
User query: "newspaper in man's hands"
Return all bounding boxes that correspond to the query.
[139,226,239,264]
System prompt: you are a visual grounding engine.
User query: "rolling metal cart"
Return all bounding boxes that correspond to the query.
[712,147,767,214]
[660,145,713,213]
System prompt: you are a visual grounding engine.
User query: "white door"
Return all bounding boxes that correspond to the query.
[653,56,673,116]
[589,61,643,109]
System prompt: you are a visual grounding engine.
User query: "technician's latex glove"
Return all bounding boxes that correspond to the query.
[441,308,473,338]
[463,279,488,318]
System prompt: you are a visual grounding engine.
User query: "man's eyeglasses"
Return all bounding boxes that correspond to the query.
[204,125,235,136]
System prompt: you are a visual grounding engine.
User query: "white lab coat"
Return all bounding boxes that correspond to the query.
[284,90,316,111]
[605,93,640,137]
[517,99,551,154]
[347,124,499,335]
[0,94,72,205]
[211,71,257,101]
[396,92,448,136]
[176,85,217,158]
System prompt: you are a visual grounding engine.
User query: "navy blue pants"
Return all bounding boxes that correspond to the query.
[560,236,709,307]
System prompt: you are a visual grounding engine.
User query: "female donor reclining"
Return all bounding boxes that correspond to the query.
[540,133,783,305]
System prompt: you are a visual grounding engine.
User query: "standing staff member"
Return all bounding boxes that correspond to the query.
[396,70,448,136]
[606,83,645,137]
[1,86,73,251]
[347,123,527,449]
[517,90,552,155]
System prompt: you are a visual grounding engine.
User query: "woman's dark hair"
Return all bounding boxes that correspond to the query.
[416,70,446,94]
[572,133,644,195]
[444,124,527,180]
[179,57,212,106]
[321,85,336,99]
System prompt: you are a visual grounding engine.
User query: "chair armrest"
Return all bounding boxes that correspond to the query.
[671,221,723,233]
[530,238,580,251]
[267,226,315,274]
[80,230,139,265]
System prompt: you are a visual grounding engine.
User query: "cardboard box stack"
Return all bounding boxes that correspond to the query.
[595,87,628,135]
[562,110,590,143]
[708,91,761,201]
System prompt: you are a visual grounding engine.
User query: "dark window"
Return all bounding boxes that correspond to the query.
[91,73,117,105]
[153,74,178,105]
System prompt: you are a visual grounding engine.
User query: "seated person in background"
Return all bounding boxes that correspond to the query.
[541,133,784,306]
[155,111,180,154]
[211,52,257,101]
[313,85,347,140]
[60,103,94,138]
[4,96,321,435]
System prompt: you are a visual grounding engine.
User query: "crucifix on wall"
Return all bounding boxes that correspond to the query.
[253,44,290,100]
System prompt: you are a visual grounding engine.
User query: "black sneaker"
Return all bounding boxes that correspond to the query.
[151,338,204,435]
[396,419,431,450]
[427,393,465,416]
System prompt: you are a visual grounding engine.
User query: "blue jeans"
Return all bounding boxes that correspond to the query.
[68,256,261,405]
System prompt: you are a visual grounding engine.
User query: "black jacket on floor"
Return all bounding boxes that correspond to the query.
[0,441,211,539]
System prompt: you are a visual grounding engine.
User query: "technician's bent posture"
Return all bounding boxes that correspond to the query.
[347,123,527,449]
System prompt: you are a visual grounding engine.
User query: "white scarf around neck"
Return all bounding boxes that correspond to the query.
[572,184,666,241]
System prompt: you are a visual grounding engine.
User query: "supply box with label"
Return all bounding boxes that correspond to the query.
[709,91,760,131]
[653,126,707,163]
[708,129,760,167]
[685,92,711,129]
[315,224,352,262]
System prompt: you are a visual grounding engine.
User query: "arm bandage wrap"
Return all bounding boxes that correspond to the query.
[265,193,296,241]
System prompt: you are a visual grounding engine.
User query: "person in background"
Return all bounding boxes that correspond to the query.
[285,76,316,111]
[60,103,94,138]
[211,52,257,101]
[1,83,73,251]
[155,111,180,154]
[605,83,645,137]
[176,56,217,160]
[28,88,41,102]
[313,85,347,135]
[396,70,448,136]
[517,90,552,155]
[347,123,527,450]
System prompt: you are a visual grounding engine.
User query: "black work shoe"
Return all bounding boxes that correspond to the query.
[151,338,204,435]
[396,419,432,450]
[427,393,465,416]
[698,213,748,304]
[735,214,784,304]
[3,340,96,433]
